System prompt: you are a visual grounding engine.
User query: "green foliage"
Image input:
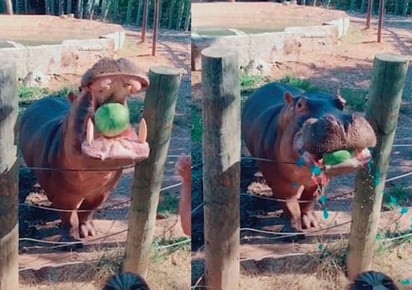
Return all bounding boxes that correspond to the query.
[18,86,49,101]
[383,185,410,210]
[279,75,314,91]
[240,73,265,89]
[157,191,179,215]
[339,87,368,112]
[151,236,191,263]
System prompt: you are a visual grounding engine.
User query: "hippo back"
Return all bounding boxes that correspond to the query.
[19,96,69,167]
[241,82,302,158]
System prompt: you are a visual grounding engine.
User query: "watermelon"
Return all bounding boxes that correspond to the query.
[94,103,130,137]
[322,150,352,166]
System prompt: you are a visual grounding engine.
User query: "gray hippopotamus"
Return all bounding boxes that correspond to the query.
[19,58,150,241]
[242,82,377,238]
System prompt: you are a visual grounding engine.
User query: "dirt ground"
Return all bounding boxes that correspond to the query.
[12,16,191,290]
[191,10,412,290]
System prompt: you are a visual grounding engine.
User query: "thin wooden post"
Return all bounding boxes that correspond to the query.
[346,53,409,279]
[0,61,19,290]
[366,0,373,29]
[141,0,149,42]
[201,47,241,290]
[123,67,181,277]
[151,0,160,56]
[377,0,384,42]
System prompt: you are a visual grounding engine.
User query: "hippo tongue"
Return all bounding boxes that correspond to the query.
[81,119,150,161]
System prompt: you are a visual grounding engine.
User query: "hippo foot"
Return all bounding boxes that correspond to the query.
[280,224,305,242]
[58,233,84,251]
[301,211,319,229]
[79,220,97,238]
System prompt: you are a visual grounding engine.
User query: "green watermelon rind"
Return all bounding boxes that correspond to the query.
[95,103,130,137]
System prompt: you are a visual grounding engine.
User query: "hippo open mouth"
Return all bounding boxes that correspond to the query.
[293,113,377,176]
[81,113,149,161]
[78,60,150,161]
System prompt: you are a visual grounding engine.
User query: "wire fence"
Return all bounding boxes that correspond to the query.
[19,154,190,271]
[191,152,412,288]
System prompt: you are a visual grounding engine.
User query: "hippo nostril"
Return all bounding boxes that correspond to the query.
[325,114,336,122]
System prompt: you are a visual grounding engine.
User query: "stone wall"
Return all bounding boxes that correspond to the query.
[0,31,125,87]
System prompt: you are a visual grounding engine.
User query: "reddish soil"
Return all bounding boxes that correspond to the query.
[191,9,412,290]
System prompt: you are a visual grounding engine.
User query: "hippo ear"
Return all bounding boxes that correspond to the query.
[284,92,294,104]
[335,89,346,110]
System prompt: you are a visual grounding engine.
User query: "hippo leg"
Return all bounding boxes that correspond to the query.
[52,195,84,241]
[300,201,319,229]
[281,199,305,241]
[300,190,319,229]
[77,192,110,238]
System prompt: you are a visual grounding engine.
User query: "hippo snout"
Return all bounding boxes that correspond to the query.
[301,113,377,155]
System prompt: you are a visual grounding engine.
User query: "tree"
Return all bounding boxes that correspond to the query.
[4,0,13,14]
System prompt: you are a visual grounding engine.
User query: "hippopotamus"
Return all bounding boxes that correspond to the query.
[19,58,150,241]
[241,82,377,238]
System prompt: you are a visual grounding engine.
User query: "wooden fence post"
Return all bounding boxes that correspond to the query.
[151,0,160,56]
[123,66,181,277]
[201,47,241,290]
[346,53,409,279]
[141,0,149,42]
[0,61,19,290]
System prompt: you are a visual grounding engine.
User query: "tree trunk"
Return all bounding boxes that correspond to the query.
[113,0,119,22]
[167,0,176,29]
[57,0,63,15]
[125,0,134,24]
[176,0,184,30]
[183,0,190,31]
[4,0,13,14]
[394,0,400,14]
[349,0,357,10]
[77,0,83,18]
[361,0,368,12]
[135,0,144,25]
[401,0,409,15]
[100,0,110,21]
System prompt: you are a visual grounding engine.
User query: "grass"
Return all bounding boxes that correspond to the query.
[279,75,314,91]
[383,185,410,210]
[339,87,368,112]
[157,191,179,216]
[18,85,49,102]
[20,240,191,290]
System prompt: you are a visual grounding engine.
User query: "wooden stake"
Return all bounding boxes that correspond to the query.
[0,60,18,290]
[123,66,181,277]
[202,47,241,290]
[346,53,409,279]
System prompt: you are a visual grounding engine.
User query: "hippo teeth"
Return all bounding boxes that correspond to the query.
[86,118,94,145]
[137,118,147,143]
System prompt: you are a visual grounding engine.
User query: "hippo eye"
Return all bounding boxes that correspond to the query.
[296,102,303,110]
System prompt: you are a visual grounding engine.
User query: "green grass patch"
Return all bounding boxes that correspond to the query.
[18,85,49,101]
[157,191,179,216]
[383,185,410,211]
[151,236,191,263]
[240,73,265,89]
[279,75,314,91]
[339,87,368,112]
